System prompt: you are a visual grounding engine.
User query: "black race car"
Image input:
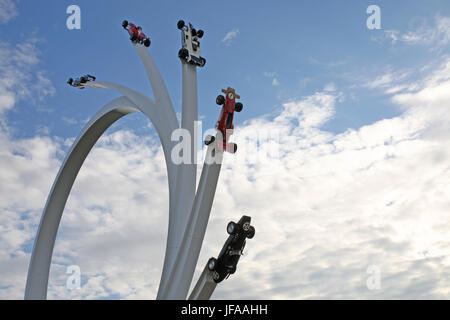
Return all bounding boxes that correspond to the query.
[207,215,255,283]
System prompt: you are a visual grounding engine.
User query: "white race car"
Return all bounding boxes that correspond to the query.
[177,20,206,67]
[67,74,96,89]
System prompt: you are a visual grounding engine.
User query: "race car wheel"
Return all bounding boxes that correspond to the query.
[232,143,238,154]
[247,226,255,239]
[227,221,240,235]
[197,30,204,38]
[216,95,225,105]
[200,57,206,67]
[177,20,185,30]
[235,102,243,112]
[208,258,217,271]
[67,78,73,85]
[122,20,128,29]
[205,135,215,146]
[144,38,151,47]
[178,48,188,59]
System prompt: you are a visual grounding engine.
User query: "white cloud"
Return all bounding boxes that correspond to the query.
[0,34,60,299]
[374,16,450,51]
[62,117,78,125]
[0,0,18,24]
[2,58,450,299]
[0,40,55,115]
[264,72,280,87]
[222,28,239,46]
[401,16,450,49]
[1,14,450,301]
[324,82,336,92]
[263,72,275,78]
[355,66,413,93]
[310,58,347,68]
[205,58,450,299]
[0,128,64,299]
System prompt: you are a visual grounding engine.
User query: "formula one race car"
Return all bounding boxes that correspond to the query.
[207,215,255,283]
[67,74,96,89]
[177,20,206,67]
[205,87,243,153]
[122,20,151,47]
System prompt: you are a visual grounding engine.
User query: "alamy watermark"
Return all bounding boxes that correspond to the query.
[366,4,381,30]
[170,121,281,165]
[66,5,81,30]
[366,265,381,290]
[66,265,81,290]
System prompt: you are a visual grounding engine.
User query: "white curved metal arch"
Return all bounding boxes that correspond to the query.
[132,46,219,299]
[132,46,183,295]
[85,80,182,297]
[24,95,174,299]
[26,45,223,300]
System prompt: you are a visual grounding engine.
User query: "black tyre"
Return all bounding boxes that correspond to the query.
[235,102,243,112]
[205,135,215,146]
[144,38,151,47]
[232,143,238,154]
[67,78,73,85]
[178,48,188,60]
[197,29,204,38]
[200,57,206,67]
[227,221,239,235]
[122,20,128,29]
[208,257,217,271]
[216,95,225,105]
[247,226,255,239]
[177,20,185,30]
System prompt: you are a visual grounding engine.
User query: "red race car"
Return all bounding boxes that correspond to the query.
[122,20,151,47]
[205,87,243,153]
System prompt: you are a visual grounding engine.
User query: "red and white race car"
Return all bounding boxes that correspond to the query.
[205,87,243,153]
[122,20,151,47]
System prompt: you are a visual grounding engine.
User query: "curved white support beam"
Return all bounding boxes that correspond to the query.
[132,45,184,296]
[134,45,178,129]
[86,80,183,298]
[177,63,198,234]
[188,264,217,300]
[85,81,177,186]
[25,96,139,299]
[158,63,200,298]
[165,141,223,299]
[26,46,220,300]
[25,82,181,298]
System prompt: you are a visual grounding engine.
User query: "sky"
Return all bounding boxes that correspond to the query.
[0,0,449,299]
